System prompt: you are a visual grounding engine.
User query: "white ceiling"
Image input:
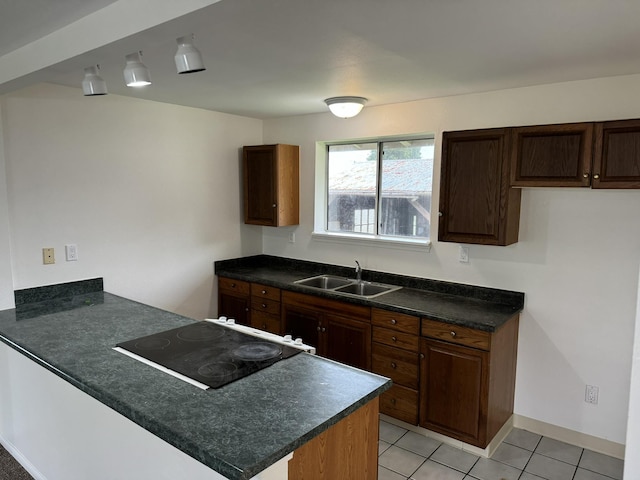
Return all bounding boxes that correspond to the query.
[3,0,640,119]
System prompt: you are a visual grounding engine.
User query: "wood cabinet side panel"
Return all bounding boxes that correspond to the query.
[276,144,300,226]
[486,315,519,440]
[288,398,379,480]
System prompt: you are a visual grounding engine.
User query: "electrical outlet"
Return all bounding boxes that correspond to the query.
[459,245,469,263]
[288,232,296,243]
[65,244,78,261]
[42,247,55,265]
[585,385,599,405]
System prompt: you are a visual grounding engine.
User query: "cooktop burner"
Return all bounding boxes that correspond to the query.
[116,322,301,389]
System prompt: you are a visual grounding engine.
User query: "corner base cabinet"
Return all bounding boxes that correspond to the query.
[419,315,519,448]
[243,144,300,226]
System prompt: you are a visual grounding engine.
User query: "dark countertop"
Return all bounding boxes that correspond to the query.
[0,279,390,480]
[215,255,524,332]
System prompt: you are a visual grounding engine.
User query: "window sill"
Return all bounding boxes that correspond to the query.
[311,231,432,253]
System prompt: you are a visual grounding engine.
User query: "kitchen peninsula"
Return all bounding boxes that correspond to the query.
[0,278,390,480]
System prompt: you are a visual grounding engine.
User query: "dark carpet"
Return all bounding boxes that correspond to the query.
[0,444,33,480]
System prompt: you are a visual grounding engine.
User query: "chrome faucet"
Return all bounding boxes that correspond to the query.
[355,260,363,283]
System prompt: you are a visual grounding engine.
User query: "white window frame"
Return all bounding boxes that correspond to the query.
[312,135,434,252]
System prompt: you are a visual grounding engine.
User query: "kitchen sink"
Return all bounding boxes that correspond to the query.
[294,275,401,299]
[294,275,353,289]
[334,282,398,297]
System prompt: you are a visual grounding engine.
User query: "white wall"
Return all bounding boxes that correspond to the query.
[624,266,640,477]
[0,103,15,310]
[1,83,262,319]
[263,74,640,445]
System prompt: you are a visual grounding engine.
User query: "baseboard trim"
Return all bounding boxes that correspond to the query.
[0,435,47,480]
[513,414,625,460]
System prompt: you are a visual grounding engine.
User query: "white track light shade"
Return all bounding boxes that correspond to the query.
[175,34,206,74]
[324,96,367,118]
[82,65,107,96]
[123,51,151,87]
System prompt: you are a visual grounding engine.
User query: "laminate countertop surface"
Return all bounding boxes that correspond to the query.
[0,280,390,480]
[215,255,525,332]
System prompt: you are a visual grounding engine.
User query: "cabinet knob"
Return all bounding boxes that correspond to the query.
[317,326,321,331]
[583,173,590,179]
[391,362,397,369]
[272,204,277,208]
[450,331,457,337]
[261,289,267,294]
[261,323,266,329]
[593,174,600,179]
[231,283,236,288]
[321,327,326,333]
[391,336,397,342]
[261,303,267,308]
[390,398,396,405]
[390,319,397,325]
[420,353,425,359]
[438,212,443,217]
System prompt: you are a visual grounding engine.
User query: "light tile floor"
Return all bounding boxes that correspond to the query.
[378,420,624,480]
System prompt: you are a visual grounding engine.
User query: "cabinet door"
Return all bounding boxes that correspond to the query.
[510,123,593,187]
[282,304,321,349]
[420,338,488,447]
[218,291,250,326]
[244,145,277,226]
[325,315,371,370]
[593,120,640,188]
[439,129,521,246]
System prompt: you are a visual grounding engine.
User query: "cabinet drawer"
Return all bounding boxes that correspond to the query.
[251,297,281,316]
[380,384,419,425]
[372,326,419,352]
[250,283,281,301]
[219,277,250,295]
[250,310,281,335]
[421,318,490,351]
[372,309,419,334]
[372,344,419,389]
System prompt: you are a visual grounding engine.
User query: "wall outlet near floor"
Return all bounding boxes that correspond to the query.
[585,384,599,405]
[42,247,55,265]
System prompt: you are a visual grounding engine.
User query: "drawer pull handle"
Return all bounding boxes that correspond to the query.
[391,362,397,369]
[391,336,397,342]
[390,319,397,325]
[593,174,600,179]
[261,289,267,294]
[450,331,457,337]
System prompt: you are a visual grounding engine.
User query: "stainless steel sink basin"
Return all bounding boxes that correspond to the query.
[294,275,401,299]
[294,275,353,289]
[334,282,397,297]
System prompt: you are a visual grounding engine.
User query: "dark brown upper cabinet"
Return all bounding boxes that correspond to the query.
[592,119,640,189]
[439,129,521,246]
[243,144,299,226]
[510,123,594,187]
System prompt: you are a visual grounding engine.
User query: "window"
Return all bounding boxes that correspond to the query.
[325,138,434,243]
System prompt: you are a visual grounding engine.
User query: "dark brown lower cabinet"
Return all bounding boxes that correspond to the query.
[282,291,371,371]
[217,277,250,326]
[420,315,519,448]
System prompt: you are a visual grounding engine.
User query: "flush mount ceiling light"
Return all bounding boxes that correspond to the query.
[324,96,367,118]
[82,65,107,96]
[123,51,151,87]
[175,34,206,74]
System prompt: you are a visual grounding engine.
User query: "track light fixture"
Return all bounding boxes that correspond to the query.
[82,65,107,96]
[175,34,206,74]
[123,51,151,87]
[324,96,367,118]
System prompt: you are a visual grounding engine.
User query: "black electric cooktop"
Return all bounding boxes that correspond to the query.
[116,322,302,389]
